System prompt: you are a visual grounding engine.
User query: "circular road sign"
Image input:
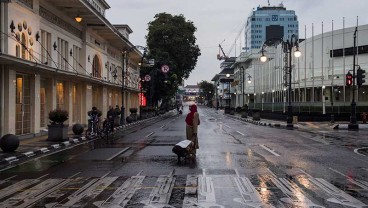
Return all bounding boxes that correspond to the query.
[144,75,151,82]
[161,65,170,73]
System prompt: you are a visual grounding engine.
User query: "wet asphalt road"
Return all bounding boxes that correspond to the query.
[0,105,368,208]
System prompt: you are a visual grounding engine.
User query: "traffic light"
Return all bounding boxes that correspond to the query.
[357,67,366,87]
[346,72,353,87]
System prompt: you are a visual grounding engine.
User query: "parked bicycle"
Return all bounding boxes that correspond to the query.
[86,107,102,138]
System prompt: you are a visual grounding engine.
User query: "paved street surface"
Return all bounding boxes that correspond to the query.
[0,105,368,207]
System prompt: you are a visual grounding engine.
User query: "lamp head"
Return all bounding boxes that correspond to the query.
[75,12,82,23]
[294,49,301,58]
[260,55,267,62]
[226,74,230,78]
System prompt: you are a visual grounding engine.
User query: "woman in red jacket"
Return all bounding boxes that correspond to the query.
[185,104,200,155]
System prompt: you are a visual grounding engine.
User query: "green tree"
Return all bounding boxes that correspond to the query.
[142,13,201,107]
[198,80,215,106]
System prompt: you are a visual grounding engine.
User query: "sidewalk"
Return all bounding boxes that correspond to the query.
[219,109,368,137]
[0,111,177,167]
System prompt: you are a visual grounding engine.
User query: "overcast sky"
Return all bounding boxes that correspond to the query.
[106,0,368,86]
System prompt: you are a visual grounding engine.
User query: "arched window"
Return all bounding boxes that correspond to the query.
[21,33,27,59]
[16,44,20,57]
[92,55,101,78]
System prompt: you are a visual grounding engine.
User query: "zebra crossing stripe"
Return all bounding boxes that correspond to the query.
[48,177,118,207]
[183,175,198,207]
[312,178,367,207]
[269,176,324,207]
[145,171,176,205]
[0,179,40,200]
[0,178,72,208]
[93,175,145,207]
[233,177,263,206]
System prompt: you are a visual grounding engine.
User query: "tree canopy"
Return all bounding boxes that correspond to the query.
[198,80,215,105]
[141,13,201,107]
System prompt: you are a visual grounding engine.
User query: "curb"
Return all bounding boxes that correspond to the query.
[0,136,94,165]
[224,114,291,129]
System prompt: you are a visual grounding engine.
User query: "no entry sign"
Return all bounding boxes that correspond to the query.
[161,65,170,73]
[144,75,151,82]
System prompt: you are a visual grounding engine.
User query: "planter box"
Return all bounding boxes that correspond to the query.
[241,112,248,118]
[47,124,69,141]
[252,112,261,121]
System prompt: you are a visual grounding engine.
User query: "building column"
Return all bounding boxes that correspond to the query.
[0,65,5,136]
[102,86,108,116]
[4,69,16,134]
[65,82,73,126]
[33,74,41,133]
[85,84,93,124]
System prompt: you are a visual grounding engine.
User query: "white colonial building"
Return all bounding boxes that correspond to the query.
[0,0,143,137]
[233,24,368,118]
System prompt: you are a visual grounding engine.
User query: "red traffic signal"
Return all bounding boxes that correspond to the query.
[346,72,353,87]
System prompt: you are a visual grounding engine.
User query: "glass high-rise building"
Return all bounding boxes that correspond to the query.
[245,3,299,50]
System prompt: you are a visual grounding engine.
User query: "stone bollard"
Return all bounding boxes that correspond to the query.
[0,134,20,152]
[72,123,84,135]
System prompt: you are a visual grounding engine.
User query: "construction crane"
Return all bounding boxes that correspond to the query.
[217,44,228,60]
[217,19,246,60]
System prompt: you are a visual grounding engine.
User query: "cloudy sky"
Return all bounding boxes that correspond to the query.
[106,0,368,85]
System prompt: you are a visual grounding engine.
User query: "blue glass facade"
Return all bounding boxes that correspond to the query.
[245,4,299,50]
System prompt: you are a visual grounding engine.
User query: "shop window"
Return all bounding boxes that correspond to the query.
[57,38,69,70]
[41,30,51,65]
[92,55,101,78]
[56,82,64,109]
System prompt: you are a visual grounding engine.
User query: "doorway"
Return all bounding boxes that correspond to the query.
[15,74,31,135]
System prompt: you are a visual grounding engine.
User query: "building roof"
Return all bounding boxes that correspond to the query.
[184,85,199,89]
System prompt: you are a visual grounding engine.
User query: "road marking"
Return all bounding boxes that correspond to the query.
[48,177,118,208]
[307,136,330,145]
[160,124,166,128]
[3,175,17,181]
[106,147,131,161]
[267,169,324,207]
[143,170,176,205]
[224,125,232,129]
[0,178,72,208]
[183,175,198,208]
[145,132,155,138]
[354,148,366,157]
[234,168,241,177]
[236,131,245,136]
[93,175,145,207]
[101,171,112,178]
[260,144,280,156]
[329,168,368,190]
[0,179,41,200]
[233,177,263,207]
[300,169,367,207]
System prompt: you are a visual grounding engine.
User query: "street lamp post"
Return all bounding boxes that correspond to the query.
[260,34,301,129]
[216,83,219,110]
[349,27,359,130]
[122,45,147,125]
[226,73,231,109]
[240,66,252,107]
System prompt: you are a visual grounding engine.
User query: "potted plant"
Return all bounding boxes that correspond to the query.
[47,109,69,141]
[126,107,138,123]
